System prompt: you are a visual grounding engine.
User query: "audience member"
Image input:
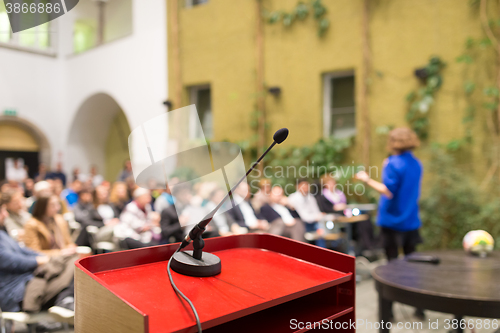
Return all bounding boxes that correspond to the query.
[0,199,75,315]
[316,174,347,213]
[260,186,305,242]
[62,179,82,209]
[289,179,326,247]
[115,188,160,249]
[154,181,177,214]
[159,184,190,244]
[34,163,48,183]
[24,195,76,257]
[27,180,53,213]
[89,165,104,188]
[117,159,133,182]
[23,178,34,198]
[227,182,268,232]
[75,186,120,248]
[6,158,28,185]
[2,190,31,240]
[53,178,69,214]
[109,181,130,215]
[47,162,67,187]
[205,188,233,236]
[72,189,93,223]
[251,178,272,213]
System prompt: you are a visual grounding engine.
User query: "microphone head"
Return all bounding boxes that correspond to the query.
[273,128,289,144]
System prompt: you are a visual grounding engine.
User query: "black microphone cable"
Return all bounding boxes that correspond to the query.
[167,247,203,332]
[166,128,289,332]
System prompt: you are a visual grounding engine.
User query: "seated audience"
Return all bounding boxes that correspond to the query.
[260,186,305,242]
[109,181,130,215]
[24,195,76,257]
[227,182,269,232]
[34,163,47,183]
[89,165,104,188]
[288,179,326,247]
[117,159,133,182]
[0,199,75,314]
[23,178,34,198]
[160,184,191,244]
[115,188,160,249]
[46,162,67,187]
[75,185,120,248]
[62,179,82,209]
[73,188,94,223]
[53,178,69,214]
[2,190,31,240]
[205,188,234,236]
[251,178,272,213]
[316,174,347,213]
[154,179,177,214]
[27,180,53,213]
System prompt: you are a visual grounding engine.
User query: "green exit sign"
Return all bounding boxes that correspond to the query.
[3,109,17,116]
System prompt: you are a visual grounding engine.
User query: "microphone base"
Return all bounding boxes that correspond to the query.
[170,250,221,277]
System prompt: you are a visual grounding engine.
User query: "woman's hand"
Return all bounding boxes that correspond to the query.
[355,171,370,182]
[36,256,50,266]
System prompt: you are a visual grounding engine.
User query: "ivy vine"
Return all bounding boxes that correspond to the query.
[263,0,330,37]
[405,57,445,140]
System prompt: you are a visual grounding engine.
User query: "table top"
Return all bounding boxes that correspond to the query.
[373,250,500,302]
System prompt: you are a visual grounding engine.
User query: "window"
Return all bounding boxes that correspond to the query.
[185,0,209,8]
[189,85,213,139]
[71,0,133,54]
[0,1,54,54]
[323,72,356,138]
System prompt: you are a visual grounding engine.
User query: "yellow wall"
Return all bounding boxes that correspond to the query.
[105,111,131,181]
[0,123,39,151]
[168,0,491,177]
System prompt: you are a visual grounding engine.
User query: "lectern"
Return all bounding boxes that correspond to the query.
[75,234,355,332]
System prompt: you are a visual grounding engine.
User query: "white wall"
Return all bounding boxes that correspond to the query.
[0,41,65,165]
[0,0,167,176]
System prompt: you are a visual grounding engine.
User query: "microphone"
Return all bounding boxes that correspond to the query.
[178,128,289,251]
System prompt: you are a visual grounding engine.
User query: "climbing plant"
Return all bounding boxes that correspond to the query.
[263,0,330,37]
[405,57,445,140]
[454,0,500,187]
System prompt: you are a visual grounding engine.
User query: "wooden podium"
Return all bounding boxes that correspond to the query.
[75,234,355,333]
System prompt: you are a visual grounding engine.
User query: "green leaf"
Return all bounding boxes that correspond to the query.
[463,81,476,94]
[483,86,499,97]
[456,54,473,64]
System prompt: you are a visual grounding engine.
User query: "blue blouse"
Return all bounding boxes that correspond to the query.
[377,151,423,232]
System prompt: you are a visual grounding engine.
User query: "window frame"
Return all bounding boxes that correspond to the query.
[188,84,213,140]
[322,70,356,138]
[0,3,57,57]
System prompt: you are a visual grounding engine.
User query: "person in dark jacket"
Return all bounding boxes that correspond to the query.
[0,201,49,312]
[260,186,305,242]
[159,185,189,244]
[226,183,269,232]
[75,185,120,248]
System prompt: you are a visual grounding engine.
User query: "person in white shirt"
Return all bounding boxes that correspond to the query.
[115,188,160,249]
[6,159,27,185]
[288,179,326,247]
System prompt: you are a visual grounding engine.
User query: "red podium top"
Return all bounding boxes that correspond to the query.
[76,234,355,333]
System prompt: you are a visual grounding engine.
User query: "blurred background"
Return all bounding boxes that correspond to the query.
[1,0,500,251]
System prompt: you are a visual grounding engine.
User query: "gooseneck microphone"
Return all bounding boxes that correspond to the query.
[168,128,288,333]
[177,127,289,251]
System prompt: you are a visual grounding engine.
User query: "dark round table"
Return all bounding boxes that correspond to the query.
[372,250,500,333]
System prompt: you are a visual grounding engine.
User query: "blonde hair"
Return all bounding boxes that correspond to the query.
[387,127,420,153]
[109,182,129,204]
